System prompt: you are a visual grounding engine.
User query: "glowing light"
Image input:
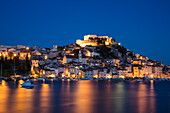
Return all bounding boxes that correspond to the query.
[71,74,76,78]
[140,56,143,59]
[150,75,154,78]
[30,74,39,78]
[1,80,6,86]
[93,75,98,78]
[119,76,125,78]
[44,55,48,59]
[48,74,55,77]
[106,75,112,78]
[62,74,65,77]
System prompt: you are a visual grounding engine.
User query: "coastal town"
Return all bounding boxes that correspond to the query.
[0,34,170,80]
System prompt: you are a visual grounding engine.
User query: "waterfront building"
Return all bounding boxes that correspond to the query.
[152,65,163,78]
[43,69,56,77]
[117,69,127,78]
[83,69,93,78]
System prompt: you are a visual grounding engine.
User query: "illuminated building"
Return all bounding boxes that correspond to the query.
[76,35,114,47]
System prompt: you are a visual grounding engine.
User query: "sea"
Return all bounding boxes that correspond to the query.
[0,80,170,113]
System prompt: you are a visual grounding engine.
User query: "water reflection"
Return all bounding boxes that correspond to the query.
[136,81,156,113]
[149,80,156,113]
[39,84,52,113]
[0,80,9,113]
[74,81,94,113]
[0,80,169,113]
[113,82,126,113]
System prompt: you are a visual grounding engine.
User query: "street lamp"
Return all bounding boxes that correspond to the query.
[13,54,17,76]
[0,53,2,77]
[44,55,48,59]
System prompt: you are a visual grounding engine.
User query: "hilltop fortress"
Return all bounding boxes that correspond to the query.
[76,35,114,47]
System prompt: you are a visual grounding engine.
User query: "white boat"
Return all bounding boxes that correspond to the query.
[21,81,34,87]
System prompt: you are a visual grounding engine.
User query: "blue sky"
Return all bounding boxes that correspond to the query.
[0,0,170,65]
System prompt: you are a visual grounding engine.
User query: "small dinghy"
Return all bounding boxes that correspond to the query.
[21,80,34,87]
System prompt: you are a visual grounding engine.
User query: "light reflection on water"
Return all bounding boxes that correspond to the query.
[0,80,170,113]
[137,81,155,113]
[73,81,94,113]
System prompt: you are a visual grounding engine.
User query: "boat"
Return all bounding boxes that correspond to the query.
[94,78,103,80]
[70,78,79,81]
[21,80,34,87]
[49,77,57,80]
[136,79,143,82]
[103,78,111,80]
[80,78,93,80]
[37,78,45,81]
[61,77,70,79]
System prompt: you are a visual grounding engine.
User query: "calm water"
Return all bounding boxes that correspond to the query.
[0,80,170,113]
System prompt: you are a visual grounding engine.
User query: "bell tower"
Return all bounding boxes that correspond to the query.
[78,50,82,63]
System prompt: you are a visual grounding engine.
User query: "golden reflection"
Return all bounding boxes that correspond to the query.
[63,79,70,96]
[149,80,156,113]
[18,80,24,87]
[150,80,154,90]
[1,80,7,86]
[11,81,34,113]
[0,81,9,113]
[74,81,94,113]
[113,83,125,113]
[60,79,71,106]
[40,84,51,113]
[102,81,112,113]
[137,82,147,113]
[137,82,156,113]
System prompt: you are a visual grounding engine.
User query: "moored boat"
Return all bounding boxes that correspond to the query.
[136,79,143,82]
[80,78,93,80]
[37,78,45,81]
[61,77,70,79]
[21,80,34,87]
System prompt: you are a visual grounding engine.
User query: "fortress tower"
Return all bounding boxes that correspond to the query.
[76,35,114,47]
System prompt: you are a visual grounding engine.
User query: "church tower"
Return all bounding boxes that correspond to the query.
[78,50,82,63]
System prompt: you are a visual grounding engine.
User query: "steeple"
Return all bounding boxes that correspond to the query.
[78,50,82,62]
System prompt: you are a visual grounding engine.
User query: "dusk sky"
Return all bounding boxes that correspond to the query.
[0,0,170,65]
